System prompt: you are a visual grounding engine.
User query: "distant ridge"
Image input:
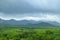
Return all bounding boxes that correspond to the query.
[0,18,60,27]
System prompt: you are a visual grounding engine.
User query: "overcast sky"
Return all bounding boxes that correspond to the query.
[0,0,60,22]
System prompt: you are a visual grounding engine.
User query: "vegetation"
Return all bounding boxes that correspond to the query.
[0,25,60,40]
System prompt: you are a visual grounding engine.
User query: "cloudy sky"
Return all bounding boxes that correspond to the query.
[0,0,60,22]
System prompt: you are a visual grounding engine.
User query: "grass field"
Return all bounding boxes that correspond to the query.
[0,25,60,40]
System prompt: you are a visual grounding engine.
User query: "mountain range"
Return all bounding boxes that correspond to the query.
[0,18,60,27]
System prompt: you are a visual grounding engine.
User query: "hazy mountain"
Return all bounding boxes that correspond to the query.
[30,22,56,28]
[44,21,60,26]
[0,18,60,27]
[0,19,39,25]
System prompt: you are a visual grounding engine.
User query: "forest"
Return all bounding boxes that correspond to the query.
[0,25,60,40]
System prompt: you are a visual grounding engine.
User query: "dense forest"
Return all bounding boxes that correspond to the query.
[0,25,60,40]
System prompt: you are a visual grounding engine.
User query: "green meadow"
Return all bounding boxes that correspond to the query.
[0,25,60,40]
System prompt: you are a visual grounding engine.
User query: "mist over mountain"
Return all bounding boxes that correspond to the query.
[0,18,60,27]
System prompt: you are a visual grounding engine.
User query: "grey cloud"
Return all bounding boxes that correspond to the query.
[0,0,40,14]
[0,0,60,14]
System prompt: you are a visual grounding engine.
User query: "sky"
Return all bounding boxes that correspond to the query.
[0,0,60,22]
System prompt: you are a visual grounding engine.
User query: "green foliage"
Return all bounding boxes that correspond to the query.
[0,25,60,40]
